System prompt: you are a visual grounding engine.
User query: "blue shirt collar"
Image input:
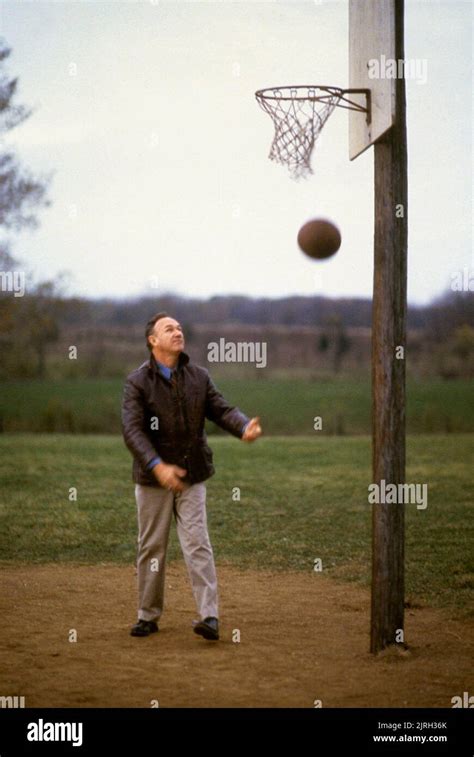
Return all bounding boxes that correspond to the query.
[155,359,173,380]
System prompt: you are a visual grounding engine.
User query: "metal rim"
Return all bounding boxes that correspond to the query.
[255,85,370,115]
[255,85,344,102]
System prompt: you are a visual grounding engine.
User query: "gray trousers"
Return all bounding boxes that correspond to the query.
[135,482,218,623]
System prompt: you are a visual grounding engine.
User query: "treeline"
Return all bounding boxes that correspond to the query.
[55,289,474,331]
[1,275,474,380]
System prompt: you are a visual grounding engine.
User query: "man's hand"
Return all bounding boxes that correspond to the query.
[242,416,263,442]
[152,462,187,493]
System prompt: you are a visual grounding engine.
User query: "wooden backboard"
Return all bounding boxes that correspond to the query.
[349,0,396,160]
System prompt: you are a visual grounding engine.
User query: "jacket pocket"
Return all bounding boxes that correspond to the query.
[187,444,214,483]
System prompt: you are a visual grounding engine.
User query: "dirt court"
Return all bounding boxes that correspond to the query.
[1,562,472,708]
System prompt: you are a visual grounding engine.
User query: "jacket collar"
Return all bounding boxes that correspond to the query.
[148,350,190,375]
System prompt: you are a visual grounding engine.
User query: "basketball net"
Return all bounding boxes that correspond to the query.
[255,86,344,180]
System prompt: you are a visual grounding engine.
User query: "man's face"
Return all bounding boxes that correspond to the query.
[149,317,185,355]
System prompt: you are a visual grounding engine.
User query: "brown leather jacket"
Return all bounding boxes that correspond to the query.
[121,351,249,487]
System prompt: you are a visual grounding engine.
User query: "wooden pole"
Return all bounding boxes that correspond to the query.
[370,0,408,654]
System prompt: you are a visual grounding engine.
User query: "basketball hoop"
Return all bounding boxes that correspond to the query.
[255,85,370,180]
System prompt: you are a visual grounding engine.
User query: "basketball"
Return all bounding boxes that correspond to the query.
[297,218,341,259]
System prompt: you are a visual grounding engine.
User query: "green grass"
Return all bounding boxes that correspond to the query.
[0,434,472,617]
[0,377,473,433]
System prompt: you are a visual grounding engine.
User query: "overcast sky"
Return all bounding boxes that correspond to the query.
[0,0,472,304]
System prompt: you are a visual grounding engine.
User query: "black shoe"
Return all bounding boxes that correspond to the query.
[130,619,159,637]
[193,616,219,641]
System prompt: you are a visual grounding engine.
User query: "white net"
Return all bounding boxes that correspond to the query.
[256,86,342,180]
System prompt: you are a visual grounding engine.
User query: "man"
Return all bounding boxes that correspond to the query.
[121,312,262,641]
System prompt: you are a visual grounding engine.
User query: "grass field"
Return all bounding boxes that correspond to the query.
[0,377,473,433]
[0,433,472,617]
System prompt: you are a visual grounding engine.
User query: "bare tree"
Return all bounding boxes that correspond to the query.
[0,39,51,230]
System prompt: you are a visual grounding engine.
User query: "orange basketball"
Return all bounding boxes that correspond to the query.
[297,218,341,259]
